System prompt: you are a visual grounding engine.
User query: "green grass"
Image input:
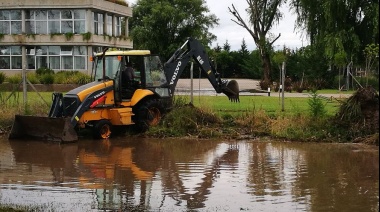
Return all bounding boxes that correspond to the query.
[184,95,341,116]
[0,90,344,117]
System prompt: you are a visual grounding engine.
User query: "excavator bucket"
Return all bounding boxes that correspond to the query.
[223,80,240,102]
[8,115,78,143]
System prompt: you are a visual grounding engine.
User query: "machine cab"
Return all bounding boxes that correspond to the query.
[92,50,169,102]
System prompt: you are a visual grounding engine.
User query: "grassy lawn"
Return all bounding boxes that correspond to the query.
[0,90,346,117]
[180,95,342,116]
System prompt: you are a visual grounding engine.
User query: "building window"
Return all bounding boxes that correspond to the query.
[61,10,73,33]
[0,10,22,34]
[115,16,122,36]
[74,10,86,33]
[48,10,60,33]
[0,46,22,69]
[24,46,87,70]
[26,9,86,34]
[26,46,36,69]
[106,14,112,35]
[93,12,104,35]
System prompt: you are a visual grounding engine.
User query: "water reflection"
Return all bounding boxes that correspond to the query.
[0,137,378,212]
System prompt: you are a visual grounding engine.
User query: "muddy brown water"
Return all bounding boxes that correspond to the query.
[0,136,378,212]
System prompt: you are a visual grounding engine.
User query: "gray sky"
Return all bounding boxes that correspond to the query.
[127,0,308,51]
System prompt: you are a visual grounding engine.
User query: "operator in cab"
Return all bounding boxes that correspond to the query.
[121,61,137,99]
[123,61,137,82]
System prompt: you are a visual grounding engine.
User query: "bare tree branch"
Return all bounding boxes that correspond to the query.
[228,4,258,41]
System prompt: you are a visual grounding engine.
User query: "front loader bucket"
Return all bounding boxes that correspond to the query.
[8,115,78,143]
[223,80,240,102]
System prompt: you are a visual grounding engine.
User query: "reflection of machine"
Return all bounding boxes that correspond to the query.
[9,37,239,142]
[77,142,154,187]
[7,139,161,211]
[6,139,240,211]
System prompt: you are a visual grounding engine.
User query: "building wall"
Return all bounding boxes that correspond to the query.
[0,0,133,76]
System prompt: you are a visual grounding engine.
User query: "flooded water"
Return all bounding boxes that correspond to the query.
[0,136,378,212]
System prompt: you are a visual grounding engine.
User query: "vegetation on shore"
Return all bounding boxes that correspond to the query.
[0,87,378,145]
[146,87,379,145]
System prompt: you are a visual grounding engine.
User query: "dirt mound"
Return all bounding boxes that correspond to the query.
[335,86,379,144]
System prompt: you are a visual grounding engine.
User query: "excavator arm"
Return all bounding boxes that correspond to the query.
[164,37,240,102]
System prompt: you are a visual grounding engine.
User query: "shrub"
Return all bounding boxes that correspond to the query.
[259,79,270,90]
[6,74,22,84]
[0,72,5,84]
[27,73,40,84]
[36,67,54,76]
[39,74,54,84]
[54,71,91,84]
[73,72,91,84]
[308,89,327,118]
[292,81,305,93]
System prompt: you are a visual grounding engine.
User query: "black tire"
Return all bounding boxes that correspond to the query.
[93,119,112,139]
[132,98,164,133]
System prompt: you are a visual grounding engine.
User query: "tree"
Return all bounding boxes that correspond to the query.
[239,38,250,58]
[228,0,284,89]
[223,40,231,52]
[291,0,379,67]
[130,0,219,60]
[241,50,262,79]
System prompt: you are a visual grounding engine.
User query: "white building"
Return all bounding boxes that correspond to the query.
[0,0,133,75]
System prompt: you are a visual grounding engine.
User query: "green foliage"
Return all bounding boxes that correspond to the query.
[130,0,218,59]
[0,72,5,84]
[364,43,379,74]
[64,32,74,41]
[73,72,91,84]
[292,0,378,66]
[26,73,40,84]
[307,90,327,118]
[81,32,92,41]
[54,71,90,84]
[5,74,22,84]
[35,68,55,84]
[241,50,262,79]
[39,74,54,84]
[36,67,54,76]
[149,105,221,137]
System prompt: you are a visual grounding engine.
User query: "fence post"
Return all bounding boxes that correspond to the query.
[190,61,193,104]
[281,61,286,111]
[22,46,27,111]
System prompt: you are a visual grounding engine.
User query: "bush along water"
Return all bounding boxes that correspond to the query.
[147,89,378,144]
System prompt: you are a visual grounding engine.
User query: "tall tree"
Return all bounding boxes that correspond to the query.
[239,38,250,57]
[130,0,218,59]
[291,0,379,67]
[223,40,231,52]
[229,0,284,89]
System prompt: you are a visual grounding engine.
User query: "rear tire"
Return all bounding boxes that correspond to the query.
[93,119,112,139]
[132,98,163,133]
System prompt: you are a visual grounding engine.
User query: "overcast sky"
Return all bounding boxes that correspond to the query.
[127,0,309,51]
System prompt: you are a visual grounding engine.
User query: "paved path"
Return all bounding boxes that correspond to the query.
[175,78,352,98]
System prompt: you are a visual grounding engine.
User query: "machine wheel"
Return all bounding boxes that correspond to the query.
[93,119,112,139]
[132,99,164,133]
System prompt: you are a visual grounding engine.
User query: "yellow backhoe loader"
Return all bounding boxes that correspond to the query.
[8,37,239,142]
